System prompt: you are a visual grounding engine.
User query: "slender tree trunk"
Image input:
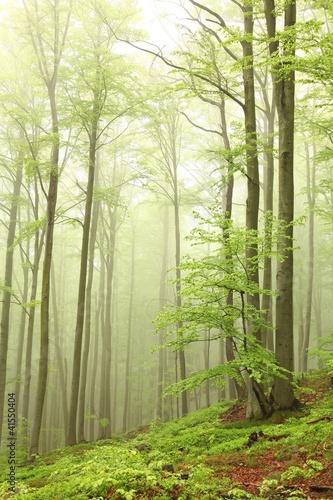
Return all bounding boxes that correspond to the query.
[156,204,169,419]
[262,104,275,351]
[103,207,116,438]
[170,119,188,417]
[98,232,106,439]
[88,294,99,441]
[29,132,59,459]
[301,142,315,372]
[26,0,71,458]
[122,220,136,432]
[77,155,100,443]
[204,329,211,407]
[15,208,30,412]
[51,264,69,434]
[66,106,98,445]
[0,148,23,445]
[22,181,45,438]
[313,282,323,370]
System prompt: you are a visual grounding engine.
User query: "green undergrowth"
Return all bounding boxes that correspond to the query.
[0,371,332,499]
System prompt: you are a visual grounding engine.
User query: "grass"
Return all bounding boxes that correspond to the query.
[0,371,333,499]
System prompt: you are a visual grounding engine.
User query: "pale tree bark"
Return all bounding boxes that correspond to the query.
[156,204,169,420]
[185,1,265,411]
[122,218,136,432]
[98,174,118,439]
[313,279,323,370]
[301,142,315,372]
[102,204,117,438]
[148,107,189,417]
[88,294,100,441]
[172,123,188,416]
[265,0,297,408]
[14,199,30,413]
[26,0,71,459]
[51,264,69,434]
[97,234,107,438]
[77,156,100,443]
[242,2,272,417]
[22,177,45,439]
[0,142,23,445]
[261,94,275,352]
[66,102,98,446]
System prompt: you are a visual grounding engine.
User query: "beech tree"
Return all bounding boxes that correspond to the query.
[0,131,24,444]
[20,0,72,459]
[264,0,297,409]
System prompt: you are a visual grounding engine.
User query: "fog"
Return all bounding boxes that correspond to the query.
[0,0,332,458]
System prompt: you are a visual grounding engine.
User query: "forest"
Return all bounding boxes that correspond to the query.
[0,0,333,478]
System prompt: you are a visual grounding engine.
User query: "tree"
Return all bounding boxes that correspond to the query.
[0,131,24,444]
[21,0,72,459]
[155,208,284,402]
[264,0,297,409]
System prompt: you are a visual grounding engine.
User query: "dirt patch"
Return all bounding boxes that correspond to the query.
[219,402,247,424]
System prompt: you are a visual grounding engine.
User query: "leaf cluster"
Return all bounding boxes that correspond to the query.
[154,207,291,396]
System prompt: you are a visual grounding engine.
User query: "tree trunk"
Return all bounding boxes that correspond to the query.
[29,160,59,458]
[0,148,23,445]
[242,1,271,417]
[97,230,106,438]
[22,179,45,439]
[301,142,315,372]
[29,134,59,459]
[66,102,98,445]
[122,220,136,432]
[265,0,297,408]
[26,0,71,459]
[15,203,30,413]
[170,118,188,417]
[51,264,69,434]
[262,102,275,352]
[156,203,169,420]
[77,154,100,443]
[88,294,100,441]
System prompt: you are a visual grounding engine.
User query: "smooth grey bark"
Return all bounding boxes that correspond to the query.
[25,0,71,459]
[97,236,107,439]
[66,101,98,446]
[77,156,100,443]
[22,177,45,435]
[0,146,23,445]
[122,220,136,432]
[261,96,275,352]
[301,142,315,372]
[88,294,100,441]
[156,204,169,420]
[14,204,30,412]
[51,264,69,434]
[265,0,297,408]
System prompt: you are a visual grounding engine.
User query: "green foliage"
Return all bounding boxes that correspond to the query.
[0,373,332,499]
[8,216,46,251]
[155,207,289,396]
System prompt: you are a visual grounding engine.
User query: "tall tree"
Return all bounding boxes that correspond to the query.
[264,0,297,408]
[0,131,24,444]
[21,0,72,458]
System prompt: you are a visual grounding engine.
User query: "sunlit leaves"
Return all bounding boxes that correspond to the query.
[154,207,289,396]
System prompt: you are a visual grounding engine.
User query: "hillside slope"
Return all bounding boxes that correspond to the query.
[0,371,332,499]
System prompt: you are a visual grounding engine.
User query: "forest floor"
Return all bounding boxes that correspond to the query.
[0,370,333,499]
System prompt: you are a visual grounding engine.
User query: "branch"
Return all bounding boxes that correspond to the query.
[180,111,222,137]
[97,10,244,110]
[188,0,228,29]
